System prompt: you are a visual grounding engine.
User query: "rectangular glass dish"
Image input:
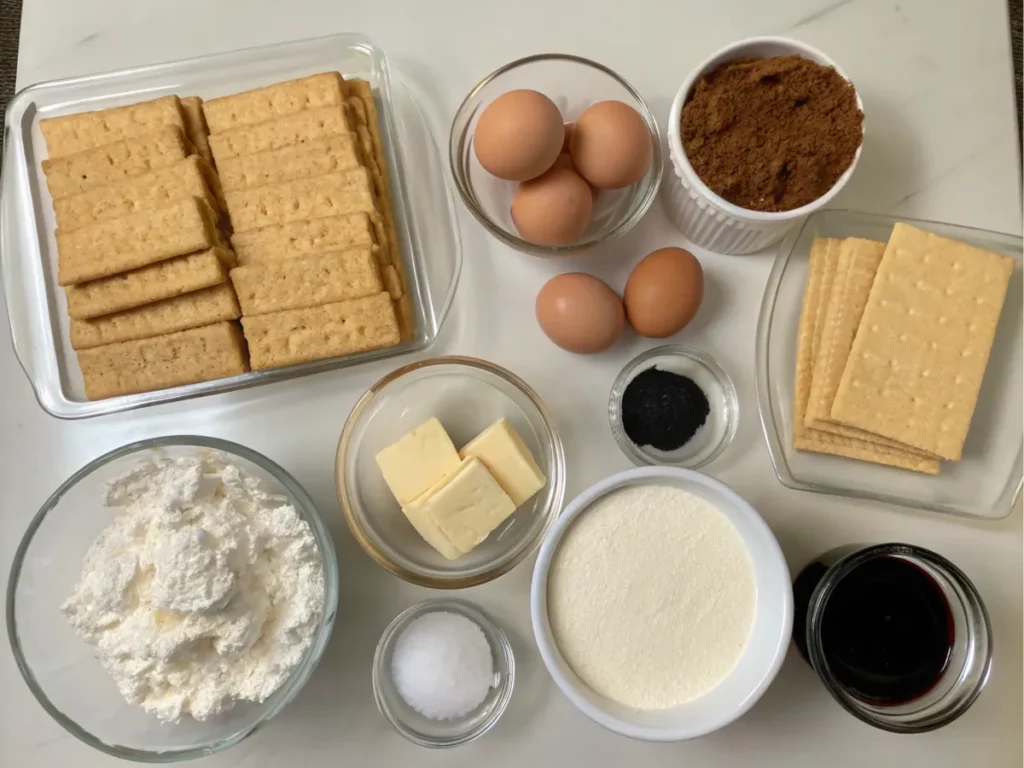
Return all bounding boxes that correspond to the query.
[756,210,1022,520]
[1,33,461,419]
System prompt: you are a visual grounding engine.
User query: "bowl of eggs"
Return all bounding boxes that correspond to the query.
[450,54,663,256]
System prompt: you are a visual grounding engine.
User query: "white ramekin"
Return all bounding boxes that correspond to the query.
[665,37,865,255]
[530,466,793,742]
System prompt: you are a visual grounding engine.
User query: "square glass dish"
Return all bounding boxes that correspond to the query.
[1,33,461,419]
[756,210,1022,520]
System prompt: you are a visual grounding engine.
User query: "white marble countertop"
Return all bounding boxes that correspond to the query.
[2,0,1021,765]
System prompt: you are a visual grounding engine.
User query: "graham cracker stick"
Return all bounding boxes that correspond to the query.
[202,72,346,134]
[230,248,381,316]
[78,321,248,400]
[41,96,186,158]
[42,127,190,198]
[241,292,400,370]
[57,197,219,286]
[70,284,240,349]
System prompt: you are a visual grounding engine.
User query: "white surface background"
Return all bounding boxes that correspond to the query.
[2,0,1022,765]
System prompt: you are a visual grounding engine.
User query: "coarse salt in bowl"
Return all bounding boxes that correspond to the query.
[664,37,865,255]
[372,598,515,748]
[530,466,792,741]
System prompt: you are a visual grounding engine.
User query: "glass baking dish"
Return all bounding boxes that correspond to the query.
[756,210,1022,520]
[1,33,462,419]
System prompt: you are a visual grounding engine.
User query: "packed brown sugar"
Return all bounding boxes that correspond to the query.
[681,55,863,212]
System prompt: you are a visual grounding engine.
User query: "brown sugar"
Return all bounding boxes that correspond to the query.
[680,56,863,212]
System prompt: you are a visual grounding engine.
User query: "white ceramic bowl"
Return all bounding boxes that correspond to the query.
[664,37,865,255]
[530,466,792,741]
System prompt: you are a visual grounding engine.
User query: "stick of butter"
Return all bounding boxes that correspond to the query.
[375,417,461,506]
[403,457,516,559]
[459,417,546,508]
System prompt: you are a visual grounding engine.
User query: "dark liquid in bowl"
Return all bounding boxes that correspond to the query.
[794,555,954,704]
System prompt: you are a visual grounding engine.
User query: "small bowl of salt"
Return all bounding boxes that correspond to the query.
[372,598,515,747]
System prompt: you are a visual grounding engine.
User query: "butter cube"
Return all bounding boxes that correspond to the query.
[401,504,462,561]
[375,417,461,505]
[403,457,516,556]
[459,418,546,507]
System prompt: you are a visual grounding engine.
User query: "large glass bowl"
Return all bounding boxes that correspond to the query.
[336,356,566,588]
[5,436,339,762]
[449,53,663,257]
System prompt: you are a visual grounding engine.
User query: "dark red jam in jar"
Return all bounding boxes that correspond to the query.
[795,555,952,704]
[792,543,992,733]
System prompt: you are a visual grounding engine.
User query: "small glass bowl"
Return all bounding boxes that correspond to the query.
[449,53,663,257]
[372,598,515,748]
[6,436,339,762]
[336,356,566,588]
[609,345,739,468]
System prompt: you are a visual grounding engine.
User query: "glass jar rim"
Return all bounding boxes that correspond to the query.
[804,542,993,734]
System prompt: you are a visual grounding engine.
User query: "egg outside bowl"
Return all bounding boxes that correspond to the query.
[530,466,792,742]
[450,53,663,257]
[336,356,566,588]
[372,598,515,747]
[664,37,865,255]
[609,345,739,469]
[6,436,339,763]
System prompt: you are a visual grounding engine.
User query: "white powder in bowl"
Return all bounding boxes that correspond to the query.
[547,483,756,710]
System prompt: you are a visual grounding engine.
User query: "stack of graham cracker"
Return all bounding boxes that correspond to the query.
[205,72,408,370]
[793,223,1014,475]
[42,95,248,401]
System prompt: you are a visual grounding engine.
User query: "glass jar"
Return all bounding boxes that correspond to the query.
[792,543,992,733]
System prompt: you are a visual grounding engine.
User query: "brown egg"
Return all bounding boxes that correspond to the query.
[536,273,625,353]
[473,90,564,181]
[569,100,653,189]
[624,247,704,338]
[511,166,593,246]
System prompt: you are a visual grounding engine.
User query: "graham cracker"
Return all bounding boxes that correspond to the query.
[241,292,400,370]
[78,321,248,400]
[70,283,240,349]
[53,156,220,231]
[793,238,940,475]
[382,264,403,300]
[57,197,219,286]
[216,133,362,191]
[208,105,350,163]
[806,238,936,457]
[832,223,1014,461]
[65,248,231,320]
[41,96,186,158]
[224,168,376,233]
[202,72,346,134]
[344,78,412,340]
[230,248,381,316]
[179,97,215,167]
[42,127,190,198]
[230,214,376,264]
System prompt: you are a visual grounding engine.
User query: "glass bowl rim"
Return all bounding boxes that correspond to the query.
[448,52,664,257]
[335,354,566,589]
[804,542,993,734]
[608,344,740,469]
[371,597,516,748]
[5,434,340,763]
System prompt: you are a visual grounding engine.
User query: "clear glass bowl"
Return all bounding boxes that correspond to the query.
[336,356,566,588]
[756,209,1022,519]
[609,345,739,469]
[5,436,339,762]
[449,53,663,257]
[1,33,461,418]
[372,598,515,747]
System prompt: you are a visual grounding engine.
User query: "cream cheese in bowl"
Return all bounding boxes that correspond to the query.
[531,466,792,741]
